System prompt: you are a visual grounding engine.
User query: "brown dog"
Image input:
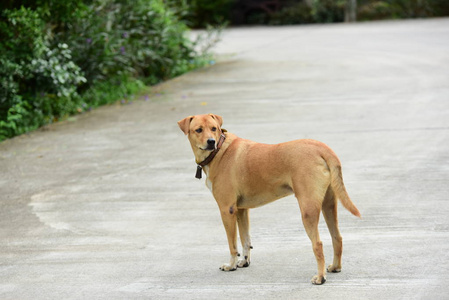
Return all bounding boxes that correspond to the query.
[178,114,360,285]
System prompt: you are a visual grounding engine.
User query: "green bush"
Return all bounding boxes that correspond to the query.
[177,0,235,28]
[0,99,38,140]
[180,0,449,26]
[270,2,314,25]
[0,7,48,139]
[358,0,449,20]
[0,0,215,141]
[118,0,199,81]
[0,6,89,140]
[310,0,346,23]
[32,43,87,98]
[253,0,343,26]
[82,74,146,108]
[53,0,201,85]
[234,0,344,26]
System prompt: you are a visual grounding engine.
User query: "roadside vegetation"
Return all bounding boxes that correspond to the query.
[181,0,449,27]
[0,0,217,141]
[1,0,447,141]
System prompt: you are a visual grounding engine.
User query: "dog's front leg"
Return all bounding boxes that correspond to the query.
[219,204,239,271]
[237,209,251,268]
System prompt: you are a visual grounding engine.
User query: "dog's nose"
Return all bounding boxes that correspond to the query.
[207,138,216,146]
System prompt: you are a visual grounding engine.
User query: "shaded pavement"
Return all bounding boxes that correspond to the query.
[1,18,449,299]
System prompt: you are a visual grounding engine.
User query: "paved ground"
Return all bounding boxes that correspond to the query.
[1,18,449,299]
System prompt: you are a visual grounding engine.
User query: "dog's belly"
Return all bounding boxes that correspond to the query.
[237,185,294,209]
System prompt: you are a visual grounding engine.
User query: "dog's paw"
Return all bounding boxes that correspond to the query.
[219,263,237,272]
[237,257,250,268]
[327,264,341,273]
[311,275,326,285]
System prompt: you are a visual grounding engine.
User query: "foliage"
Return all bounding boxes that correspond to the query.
[32,43,87,98]
[310,0,346,23]
[2,0,447,141]
[81,75,146,108]
[178,0,449,26]
[51,0,203,84]
[358,0,449,20]
[270,0,449,24]
[0,0,215,141]
[0,99,39,140]
[270,2,314,25]
[0,7,48,139]
[246,0,344,25]
[175,0,235,28]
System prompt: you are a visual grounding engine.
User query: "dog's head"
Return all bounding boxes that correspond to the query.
[178,114,223,159]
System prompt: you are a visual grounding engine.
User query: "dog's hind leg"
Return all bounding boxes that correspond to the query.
[322,186,343,273]
[300,202,326,284]
[237,209,251,268]
[293,180,327,285]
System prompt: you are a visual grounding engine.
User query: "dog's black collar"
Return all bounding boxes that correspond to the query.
[195,132,226,179]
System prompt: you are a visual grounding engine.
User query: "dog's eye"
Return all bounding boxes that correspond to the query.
[211,127,217,132]
[195,128,203,133]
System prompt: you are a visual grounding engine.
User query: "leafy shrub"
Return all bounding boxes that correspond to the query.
[310,0,345,23]
[0,6,90,140]
[0,99,39,140]
[0,7,47,139]
[176,0,235,28]
[118,0,198,81]
[270,2,314,25]
[81,74,146,108]
[181,0,449,26]
[246,0,342,26]
[52,0,205,85]
[0,7,44,108]
[0,0,216,141]
[358,1,398,20]
[358,0,449,20]
[32,43,87,98]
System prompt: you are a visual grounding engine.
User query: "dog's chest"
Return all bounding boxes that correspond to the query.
[203,166,213,192]
[206,177,213,192]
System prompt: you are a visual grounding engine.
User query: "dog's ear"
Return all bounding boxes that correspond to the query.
[209,114,223,127]
[177,116,194,135]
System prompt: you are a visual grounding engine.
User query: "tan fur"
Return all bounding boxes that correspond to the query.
[178,114,360,285]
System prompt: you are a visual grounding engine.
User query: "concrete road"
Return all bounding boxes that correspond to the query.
[1,18,449,299]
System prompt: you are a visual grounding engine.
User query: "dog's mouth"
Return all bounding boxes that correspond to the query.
[199,138,217,151]
[200,145,216,151]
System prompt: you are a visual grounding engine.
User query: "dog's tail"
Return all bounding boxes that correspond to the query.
[324,151,361,218]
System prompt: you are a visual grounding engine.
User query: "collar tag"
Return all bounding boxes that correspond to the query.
[195,165,203,179]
